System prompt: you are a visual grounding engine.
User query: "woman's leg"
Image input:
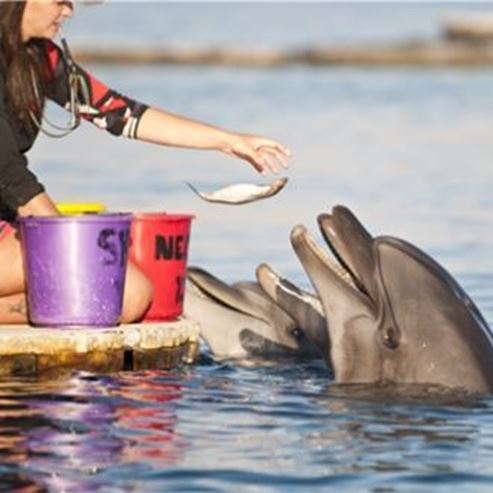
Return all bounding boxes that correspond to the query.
[0,292,28,324]
[121,262,154,324]
[0,228,28,323]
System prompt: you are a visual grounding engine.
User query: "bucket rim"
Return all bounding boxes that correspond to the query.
[17,213,132,224]
[132,212,195,221]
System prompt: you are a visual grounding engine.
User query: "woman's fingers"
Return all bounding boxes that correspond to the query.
[253,138,291,173]
[257,146,290,171]
[256,151,278,174]
[254,138,292,158]
[229,134,292,175]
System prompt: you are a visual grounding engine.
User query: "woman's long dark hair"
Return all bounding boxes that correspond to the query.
[0,1,47,130]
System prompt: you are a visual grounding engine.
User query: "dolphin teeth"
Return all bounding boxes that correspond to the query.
[305,232,358,290]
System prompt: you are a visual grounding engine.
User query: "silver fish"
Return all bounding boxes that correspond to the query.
[186,177,288,205]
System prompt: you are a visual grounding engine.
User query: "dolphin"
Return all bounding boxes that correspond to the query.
[184,266,323,361]
[255,263,329,365]
[290,205,493,394]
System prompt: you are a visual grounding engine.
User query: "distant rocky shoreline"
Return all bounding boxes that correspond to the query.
[72,16,493,68]
[72,41,493,68]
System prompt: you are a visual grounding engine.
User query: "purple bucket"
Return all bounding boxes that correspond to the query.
[18,214,132,328]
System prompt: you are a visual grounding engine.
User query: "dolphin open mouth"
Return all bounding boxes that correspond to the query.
[301,226,361,292]
[291,206,377,307]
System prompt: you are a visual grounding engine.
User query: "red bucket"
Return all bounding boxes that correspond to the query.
[130,213,194,321]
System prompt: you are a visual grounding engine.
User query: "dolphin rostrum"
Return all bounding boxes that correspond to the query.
[291,205,493,394]
[184,266,323,361]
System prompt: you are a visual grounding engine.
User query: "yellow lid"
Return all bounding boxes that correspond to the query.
[56,202,106,215]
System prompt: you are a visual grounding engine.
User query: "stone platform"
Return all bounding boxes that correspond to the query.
[0,319,200,378]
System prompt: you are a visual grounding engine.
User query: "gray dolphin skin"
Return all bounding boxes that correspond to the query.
[184,266,322,361]
[291,205,493,394]
[255,263,329,365]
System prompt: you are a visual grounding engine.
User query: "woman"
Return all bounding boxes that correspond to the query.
[0,0,291,324]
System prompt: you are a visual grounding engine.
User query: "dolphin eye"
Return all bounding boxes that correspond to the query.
[383,327,399,349]
[291,327,303,340]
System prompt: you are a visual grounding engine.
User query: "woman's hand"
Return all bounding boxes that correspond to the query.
[225,133,292,175]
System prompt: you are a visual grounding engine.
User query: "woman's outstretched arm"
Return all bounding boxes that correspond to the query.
[135,107,291,175]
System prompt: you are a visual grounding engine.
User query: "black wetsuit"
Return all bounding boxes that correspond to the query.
[0,39,148,213]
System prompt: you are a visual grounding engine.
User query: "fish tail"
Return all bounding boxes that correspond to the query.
[185,181,201,197]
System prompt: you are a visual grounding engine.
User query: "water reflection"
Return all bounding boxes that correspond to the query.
[114,371,187,466]
[0,373,188,491]
[0,364,489,490]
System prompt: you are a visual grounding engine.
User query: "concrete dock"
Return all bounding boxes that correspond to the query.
[0,319,200,377]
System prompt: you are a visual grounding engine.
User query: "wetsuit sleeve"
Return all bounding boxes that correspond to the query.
[0,77,45,210]
[45,41,148,138]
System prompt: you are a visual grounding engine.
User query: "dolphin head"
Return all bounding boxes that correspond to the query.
[256,263,329,364]
[184,266,320,361]
[291,205,493,394]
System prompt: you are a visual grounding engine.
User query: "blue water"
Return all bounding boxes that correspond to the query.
[12,2,493,491]
[4,366,493,492]
[66,2,492,49]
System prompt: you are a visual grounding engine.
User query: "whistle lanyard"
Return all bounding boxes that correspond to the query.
[31,34,91,138]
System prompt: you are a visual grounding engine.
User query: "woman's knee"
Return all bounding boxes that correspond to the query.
[121,263,153,323]
[0,231,25,297]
